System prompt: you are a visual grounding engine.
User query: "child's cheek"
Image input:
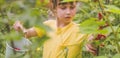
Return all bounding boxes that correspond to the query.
[57,10,65,18]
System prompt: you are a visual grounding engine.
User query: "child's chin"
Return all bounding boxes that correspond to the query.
[65,20,72,23]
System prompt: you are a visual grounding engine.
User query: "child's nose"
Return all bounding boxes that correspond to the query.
[66,8,71,15]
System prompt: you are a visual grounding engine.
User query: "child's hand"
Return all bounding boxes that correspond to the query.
[85,44,97,55]
[13,21,37,38]
[86,35,97,55]
[13,21,24,32]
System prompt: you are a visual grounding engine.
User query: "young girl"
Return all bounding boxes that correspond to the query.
[13,0,96,58]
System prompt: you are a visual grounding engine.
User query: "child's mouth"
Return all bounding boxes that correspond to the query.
[65,17,71,19]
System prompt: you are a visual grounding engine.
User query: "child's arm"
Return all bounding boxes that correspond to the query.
[24,27,37,38]
[13,21,37,38]
[85,35,97,55]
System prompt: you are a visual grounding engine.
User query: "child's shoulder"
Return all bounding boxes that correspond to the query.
[43,19,56,30]
[43,20,56,25]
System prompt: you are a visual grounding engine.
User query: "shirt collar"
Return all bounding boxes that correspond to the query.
[56,21,74,34]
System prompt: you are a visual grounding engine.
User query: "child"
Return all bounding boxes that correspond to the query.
[13,0,96,58]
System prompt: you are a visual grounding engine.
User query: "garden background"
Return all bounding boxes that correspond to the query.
[0,0,120,58]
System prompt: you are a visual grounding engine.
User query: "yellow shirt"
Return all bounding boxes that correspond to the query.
[34,20,89,58]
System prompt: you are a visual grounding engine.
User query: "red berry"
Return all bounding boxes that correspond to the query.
[98,12,103,20]
[98,22,109,30]
[14,48,21,51]
[95,34,106,40]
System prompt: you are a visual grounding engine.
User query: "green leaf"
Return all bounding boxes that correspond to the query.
[2,31,23,41]
[79,18,105,34]
[112,54,120,58]
[105,5,120,14]
[118,42,120,45]
[36,0,49,7]
[78,0,89,2]
[61,0,89,2]
[93,56,108,58]
[105,45,116,50]
[97,29,108,34]
[61,0,76,2]
[0,0,5,6]
[30,8,40,16]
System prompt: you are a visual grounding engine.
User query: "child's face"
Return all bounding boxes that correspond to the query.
[55,1,77,23]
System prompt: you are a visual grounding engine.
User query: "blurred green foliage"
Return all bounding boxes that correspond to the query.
[0,0,120,58]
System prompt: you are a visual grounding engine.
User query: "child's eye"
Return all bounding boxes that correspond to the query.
[60,6,66,10]
[70,6,75,9]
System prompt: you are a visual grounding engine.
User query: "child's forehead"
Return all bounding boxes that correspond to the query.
[58,1,76,5]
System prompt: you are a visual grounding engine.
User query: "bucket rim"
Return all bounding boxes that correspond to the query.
[6,42,28,52]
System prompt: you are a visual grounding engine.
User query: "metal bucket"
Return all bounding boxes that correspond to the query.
[5,38,32,58]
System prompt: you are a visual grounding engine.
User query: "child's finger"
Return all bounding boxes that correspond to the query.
[85,44,97,55]
[13,21,23,31]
